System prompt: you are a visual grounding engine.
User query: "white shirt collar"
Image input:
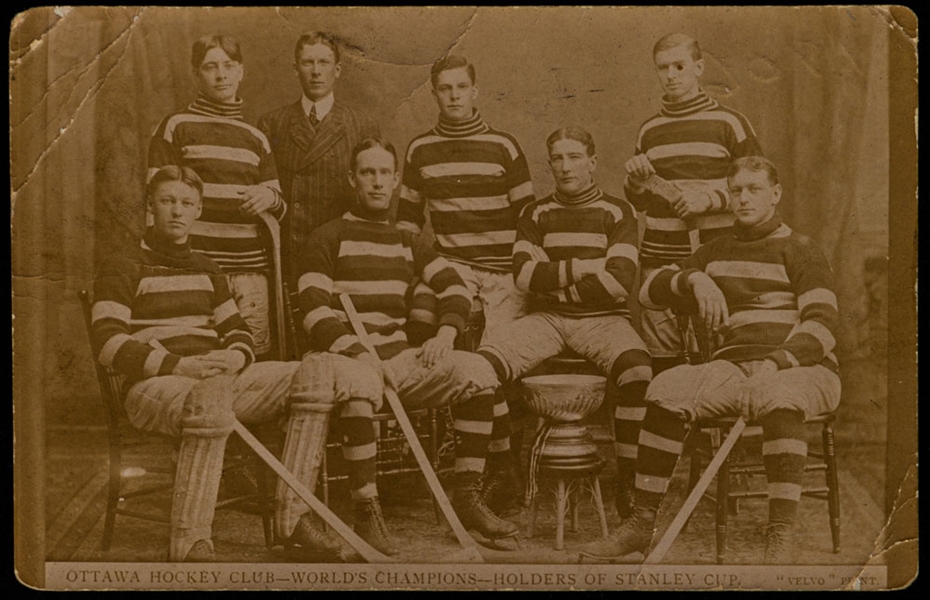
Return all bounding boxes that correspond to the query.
[301,92,335,121]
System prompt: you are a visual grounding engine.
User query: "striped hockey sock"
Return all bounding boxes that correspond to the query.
[486,391,512,464]
[633,404,687,515]
[339,399,378,502]
[451,392,495,475]
[759,409,807,527]
[611,350,653,481]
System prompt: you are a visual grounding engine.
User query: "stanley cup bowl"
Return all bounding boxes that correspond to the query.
[521,374,607,422]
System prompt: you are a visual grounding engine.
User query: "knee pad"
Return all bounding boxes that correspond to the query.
[181,375,236,432]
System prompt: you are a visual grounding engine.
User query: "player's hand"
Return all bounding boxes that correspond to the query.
[357,350,396,390]
[417,325,456,368]
[173,355,231,379]
[624,154,656,183]
[238,186,279,216]
[688,271,729,337]
[739,360,778,419]
[672,189,715,218]
[201,349,247,374]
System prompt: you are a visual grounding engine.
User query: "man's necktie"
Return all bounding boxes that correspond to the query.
[308,104,319,129]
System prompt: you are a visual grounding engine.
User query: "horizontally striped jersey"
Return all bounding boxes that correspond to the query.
[92,229,256,382]
[396,110,535,272]
[298,208,472,360]
[624,90,762,266]
[148,94,285,272]
[514,184,640,319]
[640,216,839,373]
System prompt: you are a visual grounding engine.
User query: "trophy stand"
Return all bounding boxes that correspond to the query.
[522,374,611,550]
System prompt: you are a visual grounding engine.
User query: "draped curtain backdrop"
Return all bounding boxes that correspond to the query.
[12,6,889,426]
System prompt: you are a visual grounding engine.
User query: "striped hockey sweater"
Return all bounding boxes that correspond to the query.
[148,94,285,272]
[92,229,256,382]
[640,215,839,373]
[297,207,472,360]
[514,184,640,319]
[624,89,762,266]
[396,110,535,272]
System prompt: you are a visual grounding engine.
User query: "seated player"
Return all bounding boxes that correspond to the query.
[297,138,520,548]
[91,165,383,562]
[580,156,841,563]
[475,126,653,513]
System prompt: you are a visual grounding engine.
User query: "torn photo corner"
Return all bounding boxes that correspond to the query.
[11,5,917,592]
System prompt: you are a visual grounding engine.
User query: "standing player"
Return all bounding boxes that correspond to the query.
[616,33,763,517]
[626,32,763,373]
[259,31,380,291]
[396,55,536,512]
[148,34,284,358]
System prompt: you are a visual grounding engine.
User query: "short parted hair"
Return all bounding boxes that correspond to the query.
[146,165,204,200]
[191,34,243,70]
[430,55,476,87]
[294,31,341,64]
[652,33,702,62]
[547,126,596,157]
[350,138,398,172]
[728,156,779,186]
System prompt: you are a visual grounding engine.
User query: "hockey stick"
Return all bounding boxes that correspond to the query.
[340,293,485,562]
[258,212,287,360]
[232,420,396,563]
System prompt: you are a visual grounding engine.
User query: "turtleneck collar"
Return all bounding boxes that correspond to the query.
[733,214,783,242]
[554,181,603,207]
[142,227,194,259]
[660,88,717,118]
[188,93,244,120]
[435,109,489,138]
[347,204,390,223]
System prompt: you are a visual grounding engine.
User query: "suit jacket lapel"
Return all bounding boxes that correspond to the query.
[286,101,316,153]
[304,103,347,165]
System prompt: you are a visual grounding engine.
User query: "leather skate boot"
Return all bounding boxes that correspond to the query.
[579,509,655,561]
[480,461,523,517]
[182,539,216,562]
[353,497,399,556]
[763,522,795,565]
[453,473,519,542]
[282,514,344,562]
[614,470,635,520]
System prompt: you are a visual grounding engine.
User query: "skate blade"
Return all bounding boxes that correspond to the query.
[467,530,521,552]
[278,543,345,564]
[578,550,644,564]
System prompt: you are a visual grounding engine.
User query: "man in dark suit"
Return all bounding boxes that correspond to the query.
[259,31,380,291]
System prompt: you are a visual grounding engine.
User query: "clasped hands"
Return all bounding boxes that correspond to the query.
[174,349,247,379]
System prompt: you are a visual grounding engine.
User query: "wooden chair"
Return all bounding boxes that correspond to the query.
[79,290,274,551]
[675,311,841,563]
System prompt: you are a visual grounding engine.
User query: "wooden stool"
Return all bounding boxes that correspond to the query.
[527,454,610,550]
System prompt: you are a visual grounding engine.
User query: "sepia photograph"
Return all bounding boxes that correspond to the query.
[11,6,917,591]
